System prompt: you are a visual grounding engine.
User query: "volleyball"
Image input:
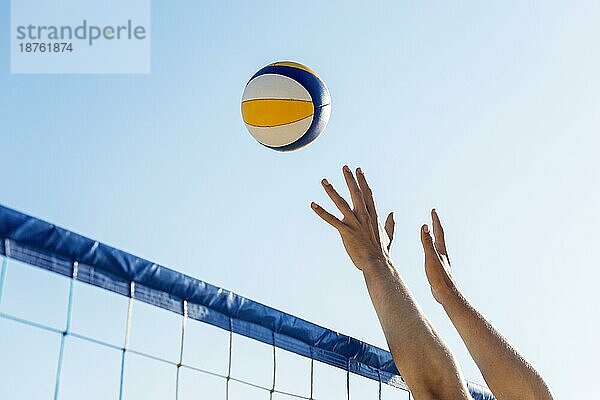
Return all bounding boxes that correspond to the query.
[241,61,331,152]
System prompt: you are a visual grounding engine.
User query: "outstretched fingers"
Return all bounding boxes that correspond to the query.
[431,209,448,256]
[342,165,368,218]
[321,179,356,221]
[356,167,380,230]
[311,202,345,230]
[420,224,439,262]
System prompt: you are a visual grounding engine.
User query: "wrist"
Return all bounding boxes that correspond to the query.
[362,257,394,279]
[439,284,464,309]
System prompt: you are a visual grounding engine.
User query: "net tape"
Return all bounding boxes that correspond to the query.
[0,205,494,400]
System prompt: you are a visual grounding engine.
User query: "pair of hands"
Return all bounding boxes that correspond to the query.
[311,165,456,304]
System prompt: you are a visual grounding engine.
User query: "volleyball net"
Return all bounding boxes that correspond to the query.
[0,205,494,400]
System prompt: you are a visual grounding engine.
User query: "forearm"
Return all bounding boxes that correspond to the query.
[363,260,470,399]
[441,290,553,400]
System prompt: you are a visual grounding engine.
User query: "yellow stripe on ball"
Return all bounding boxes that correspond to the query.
[241,99,314,127]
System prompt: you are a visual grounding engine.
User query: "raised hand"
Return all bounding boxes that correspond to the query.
[420,209,458,304]
[423,210,555,400]
[311,165,394,272]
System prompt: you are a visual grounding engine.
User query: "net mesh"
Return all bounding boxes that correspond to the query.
[0,250,411,400]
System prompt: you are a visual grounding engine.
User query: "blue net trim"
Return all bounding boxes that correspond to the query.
[0,204,494,400]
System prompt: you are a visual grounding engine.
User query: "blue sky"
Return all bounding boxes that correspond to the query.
[1,1,599,399]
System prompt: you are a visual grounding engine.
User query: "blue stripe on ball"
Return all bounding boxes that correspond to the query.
[250,65,331,108]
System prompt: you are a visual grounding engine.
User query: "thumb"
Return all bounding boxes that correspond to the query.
[384,212,395,244]
[420,224,438,261]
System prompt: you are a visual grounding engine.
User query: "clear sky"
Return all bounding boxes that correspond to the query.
[1,1,599,399]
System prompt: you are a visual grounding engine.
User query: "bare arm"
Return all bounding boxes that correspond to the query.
[362,260,470,400]
[311,166,470,400]
[423,210,554,400]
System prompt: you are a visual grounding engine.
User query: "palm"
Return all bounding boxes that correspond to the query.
[340,218,393,270]
[425,252,452,303]
[421,210,456,304]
